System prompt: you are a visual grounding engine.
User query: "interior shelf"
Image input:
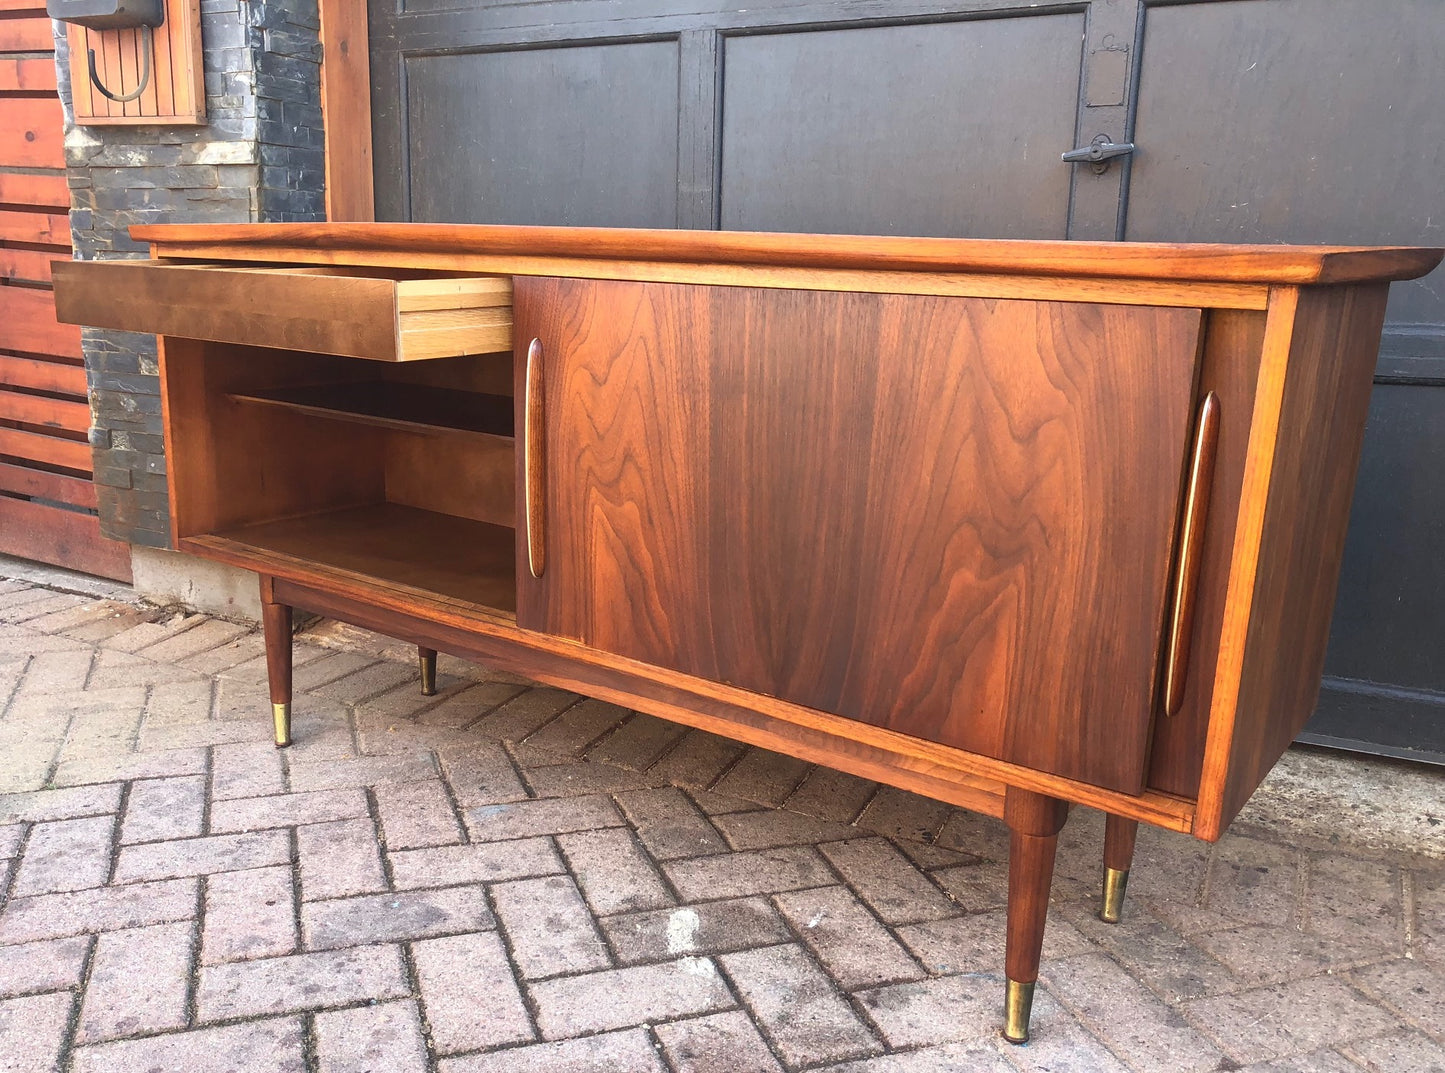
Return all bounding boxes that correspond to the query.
[228,382,515,440]
[196,503,517,612]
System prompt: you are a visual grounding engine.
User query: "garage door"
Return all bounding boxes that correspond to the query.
[368,0,1445,761]
[367,0,1146,239]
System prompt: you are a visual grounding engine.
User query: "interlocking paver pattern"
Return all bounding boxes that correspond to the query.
[315,1000,431,1073]
[76,921,193,1043]
[412,931,535,1053]
[0,578,1441,1073]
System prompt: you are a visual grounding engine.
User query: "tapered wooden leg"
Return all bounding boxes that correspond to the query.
[259,577,293,748]
[418,646,438,696]
[1100,814,1139,924]
[1003,787,1069,1044]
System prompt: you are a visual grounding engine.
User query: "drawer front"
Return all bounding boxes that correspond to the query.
[517,277,1206,794]
[53,260,512,361]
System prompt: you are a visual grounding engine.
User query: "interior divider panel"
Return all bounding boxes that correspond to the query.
[228,382,515,439]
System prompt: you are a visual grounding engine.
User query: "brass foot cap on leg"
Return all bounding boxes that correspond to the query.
[1002,979,1035,1044]
[419,652,437,697]
[1100,867,1130,924]
[272,702,292,748]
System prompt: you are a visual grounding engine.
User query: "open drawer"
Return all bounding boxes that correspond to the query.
[52,260,513,361]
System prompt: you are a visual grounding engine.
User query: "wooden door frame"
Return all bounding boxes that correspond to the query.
[319,0,375,222]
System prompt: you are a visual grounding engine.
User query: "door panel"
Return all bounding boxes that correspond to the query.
[720,13,1085,237]
[400,41,681,227]
[1308,383,1445,761]
[1128,0,1445,326]
[370,1,1091,233]
[1127,0,1445,758]
[516,277,1204,792]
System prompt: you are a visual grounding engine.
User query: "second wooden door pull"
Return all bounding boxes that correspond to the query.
[524,336,547,579]
[1163,390,1221,716]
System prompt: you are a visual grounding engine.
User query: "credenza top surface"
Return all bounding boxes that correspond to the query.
[129,223,1443,287]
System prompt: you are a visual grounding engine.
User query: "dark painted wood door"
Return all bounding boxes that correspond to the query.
[368,0,1107,237]
[514,276,1206,792]
[1126,0,1445,762]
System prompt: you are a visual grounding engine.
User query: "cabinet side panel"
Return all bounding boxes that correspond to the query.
[1207,284,1390,836]
[1147,309,1267,798]
[160,336,214,543]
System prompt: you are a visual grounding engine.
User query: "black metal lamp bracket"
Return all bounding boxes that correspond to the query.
[87,22,153,103]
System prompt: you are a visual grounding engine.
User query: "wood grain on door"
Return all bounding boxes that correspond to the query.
[516,277,1205,791]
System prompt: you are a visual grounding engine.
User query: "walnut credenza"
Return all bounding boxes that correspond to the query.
[53,225,1442,1042]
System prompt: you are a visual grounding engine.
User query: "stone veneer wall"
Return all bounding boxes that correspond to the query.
[61,0,326,549]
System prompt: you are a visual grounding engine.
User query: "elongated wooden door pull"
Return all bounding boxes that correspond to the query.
[524,336,546,579]
[1163,390,1220,716]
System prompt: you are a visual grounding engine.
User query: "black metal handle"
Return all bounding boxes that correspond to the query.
[1062,135,1135,173]
[88,23,153,104]
[1062,135,1136,163]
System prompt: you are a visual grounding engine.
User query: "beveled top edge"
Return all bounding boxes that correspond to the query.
[128,222,1444,285]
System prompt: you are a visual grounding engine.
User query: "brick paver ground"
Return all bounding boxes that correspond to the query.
[0,575,1442,1072]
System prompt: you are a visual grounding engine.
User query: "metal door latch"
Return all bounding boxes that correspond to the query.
[1062,134,1135,174]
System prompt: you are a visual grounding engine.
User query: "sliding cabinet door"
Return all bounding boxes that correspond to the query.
[515,277,1205,792]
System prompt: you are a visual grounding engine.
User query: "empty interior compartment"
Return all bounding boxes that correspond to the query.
[167,340,518,612]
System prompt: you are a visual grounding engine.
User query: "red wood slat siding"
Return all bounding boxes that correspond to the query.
[0,9,131,581]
